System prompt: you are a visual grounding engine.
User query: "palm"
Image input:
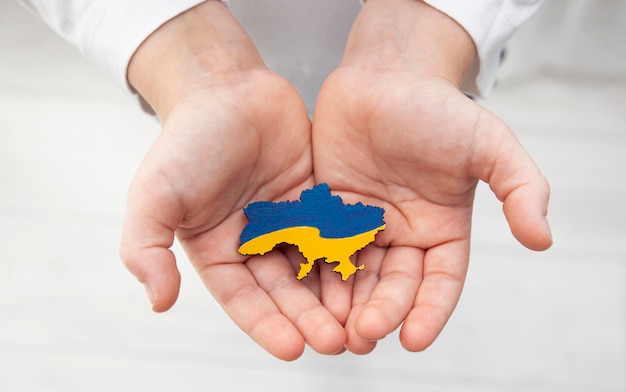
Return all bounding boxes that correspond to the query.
[313,68,551,353]
[122,69,345,360]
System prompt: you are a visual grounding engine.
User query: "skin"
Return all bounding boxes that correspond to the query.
[313,0,552,354]
[121,1,345,360]
[120,0,552,359]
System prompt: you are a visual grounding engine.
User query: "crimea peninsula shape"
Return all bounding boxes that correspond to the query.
[238,183,386,281]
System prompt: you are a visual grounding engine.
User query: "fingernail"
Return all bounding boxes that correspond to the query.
[143,283,156,309]
[543,216,552,241]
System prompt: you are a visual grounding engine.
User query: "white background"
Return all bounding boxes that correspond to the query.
[1,1,624,391]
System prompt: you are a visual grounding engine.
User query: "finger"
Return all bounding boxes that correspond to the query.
[199,260,307,361]
[355,246,423,341]
[473,115,552,251]
[343,245,384,354]
[499,170,552,251]
[247,251,346,355]
[344,304,377,354]
[282,245,321,299]
[491,143,552,251]
[120,181,182,312]
[319,257,354,326]
[399,239,469,351]
[276,209,354,327]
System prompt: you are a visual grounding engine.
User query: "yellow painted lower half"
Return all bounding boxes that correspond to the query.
[238,225,386,281]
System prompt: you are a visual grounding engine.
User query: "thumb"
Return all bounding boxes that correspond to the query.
[120,178,182,312]
[473,116,553,251]
[498,171,552,251]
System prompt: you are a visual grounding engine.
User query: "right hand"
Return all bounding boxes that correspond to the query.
[120,1,346,360]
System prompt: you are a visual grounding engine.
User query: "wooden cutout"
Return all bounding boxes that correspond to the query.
[238,183,385,280]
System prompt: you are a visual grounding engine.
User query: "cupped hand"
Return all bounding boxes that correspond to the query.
[119,1,345,360]
[313,0,552,354]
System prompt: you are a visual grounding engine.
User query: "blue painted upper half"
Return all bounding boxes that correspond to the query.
[240,183,385,244]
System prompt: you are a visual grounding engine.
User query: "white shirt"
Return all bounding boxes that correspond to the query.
[18,0,542,102]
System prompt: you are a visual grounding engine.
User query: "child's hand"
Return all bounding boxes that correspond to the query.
[313,0,552,354]
[120,1,345,360]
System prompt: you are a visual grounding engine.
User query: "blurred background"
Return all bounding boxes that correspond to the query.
[1,1,624,391]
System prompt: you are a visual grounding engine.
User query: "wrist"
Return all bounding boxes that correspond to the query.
[128,0,264,118]
[345,0,476,87]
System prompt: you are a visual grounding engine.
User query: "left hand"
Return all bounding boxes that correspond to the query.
[312,0,552,354]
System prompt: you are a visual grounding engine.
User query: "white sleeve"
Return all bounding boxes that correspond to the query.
[423,0,543,97]
[17,0,209,90]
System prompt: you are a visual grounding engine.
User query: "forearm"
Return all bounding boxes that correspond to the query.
[346,0,476,89]
[424,0,544,96]
[128,0,263,118]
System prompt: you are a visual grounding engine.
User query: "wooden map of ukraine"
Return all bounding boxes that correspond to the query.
[238,183,386,281]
